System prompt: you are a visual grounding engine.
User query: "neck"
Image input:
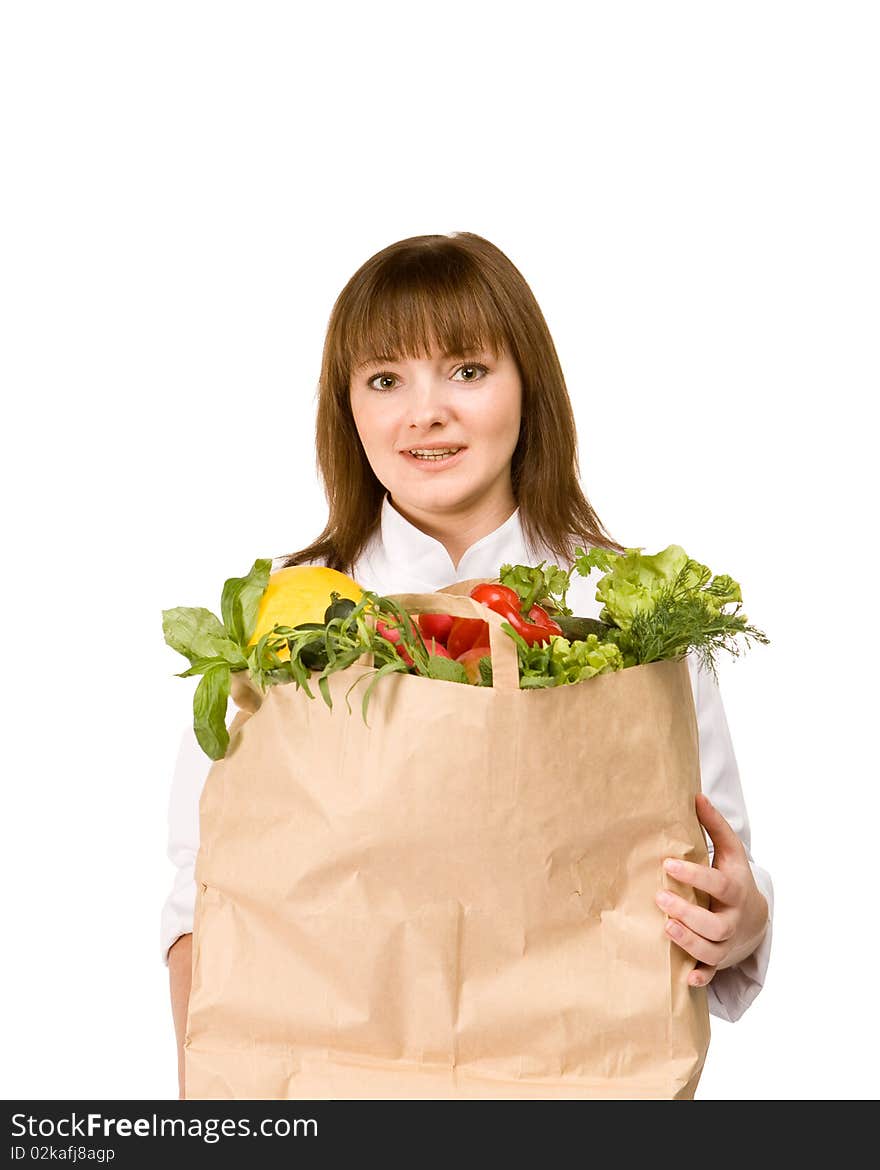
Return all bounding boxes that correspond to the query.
[387,486,517,572]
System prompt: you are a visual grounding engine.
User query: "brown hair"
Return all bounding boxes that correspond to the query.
[278,231,626,574]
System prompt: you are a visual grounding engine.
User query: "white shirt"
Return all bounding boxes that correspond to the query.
[161,490,774,1024]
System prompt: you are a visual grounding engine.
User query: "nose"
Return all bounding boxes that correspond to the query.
[406,371,454,430]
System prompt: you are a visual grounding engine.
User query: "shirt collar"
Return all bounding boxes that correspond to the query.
[377,489,536,589]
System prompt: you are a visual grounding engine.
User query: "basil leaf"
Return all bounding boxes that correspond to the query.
[163,606,224,656]
[175,655,229,678]
[193,662,231,760]
[162,607,248,667]
[425,655,468,684]
[221,558,272,647]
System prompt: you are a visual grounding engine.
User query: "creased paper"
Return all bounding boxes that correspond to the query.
[185,579,710,1099]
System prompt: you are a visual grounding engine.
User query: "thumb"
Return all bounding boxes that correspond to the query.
[695,792,743,859]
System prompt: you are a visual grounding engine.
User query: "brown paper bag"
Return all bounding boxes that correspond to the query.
[184,580,711,1100]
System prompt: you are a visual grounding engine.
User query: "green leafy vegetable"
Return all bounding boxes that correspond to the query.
[500,620,624,688]
[581,545,709,630]
[161,607,247,667]
[163,563,274,761]
[424,655,469,684]
[165,540,770,761]
[192,662,231,760]
[499,560,574,617]
[221,558,272,647]
[571,544,769,684]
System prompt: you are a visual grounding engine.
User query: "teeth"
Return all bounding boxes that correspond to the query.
[409,448,461,457]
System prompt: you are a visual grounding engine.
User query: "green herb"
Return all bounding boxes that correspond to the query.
[269,589,415,724]
[192,662,232,760]
[163,560,458,758]
[424,655,469,684]
[500,621,624,688]
[571,544,769,684]
[220,558,272,646]
[162,559,274,760]
[165,541,769,761]
[498,561,575,617]
[161,606,247,668]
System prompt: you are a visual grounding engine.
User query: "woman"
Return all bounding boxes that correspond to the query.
[164,231,772,1098]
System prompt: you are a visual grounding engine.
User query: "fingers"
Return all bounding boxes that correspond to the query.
[663,916,727,966]
[654,888,734,943]
[688,962,718,988]
[663,856,738,903]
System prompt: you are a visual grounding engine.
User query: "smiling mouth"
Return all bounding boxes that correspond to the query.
[402,447,467,467]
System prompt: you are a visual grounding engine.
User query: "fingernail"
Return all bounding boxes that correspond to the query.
[664,858,681,874]
[666,921,680,936]
[656,890,672,907]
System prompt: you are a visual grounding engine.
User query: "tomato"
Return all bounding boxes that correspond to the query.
[447,616,490,659]
[418,612,455,646]
[375,618,401,644]
[423,637,452,659]
[456,644,492,685]
[376,616,418,668]
[469,583,521,611]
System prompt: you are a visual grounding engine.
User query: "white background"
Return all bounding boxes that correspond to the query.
[2,1,877,1100]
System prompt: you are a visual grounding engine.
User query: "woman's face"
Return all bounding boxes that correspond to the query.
[348,341,523,519]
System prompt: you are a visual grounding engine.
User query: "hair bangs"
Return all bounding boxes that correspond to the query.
[278,232,626,574]
[341,252,510,383]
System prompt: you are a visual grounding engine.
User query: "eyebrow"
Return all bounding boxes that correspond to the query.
[354,349,487,371]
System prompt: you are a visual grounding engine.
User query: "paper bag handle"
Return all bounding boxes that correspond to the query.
[229,579,522,708]
[359,582,520,693]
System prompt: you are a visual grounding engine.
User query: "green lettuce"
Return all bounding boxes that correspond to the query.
[572,544,768,682]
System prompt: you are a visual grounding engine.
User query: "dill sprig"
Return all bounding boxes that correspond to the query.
[623,559,770,685]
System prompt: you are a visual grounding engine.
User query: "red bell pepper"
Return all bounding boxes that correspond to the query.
[527,603,564,636]
[468,583,522,612]
[469,583,563,646]
[447,616,490,660]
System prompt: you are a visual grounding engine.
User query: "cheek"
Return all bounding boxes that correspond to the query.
[351,396,393,448]
[476,385,521,438]
[351,398,369,430]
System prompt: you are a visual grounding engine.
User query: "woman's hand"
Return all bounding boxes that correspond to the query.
[655,792,770,989]
[168,933,193,1099]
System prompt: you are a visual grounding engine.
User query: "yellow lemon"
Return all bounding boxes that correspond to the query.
[248,566,363,661]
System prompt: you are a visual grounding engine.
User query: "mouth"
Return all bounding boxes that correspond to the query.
[401,446,467,470]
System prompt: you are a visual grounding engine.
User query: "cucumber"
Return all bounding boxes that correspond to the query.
[290,622,330,671]
[553,615,614,643]
[299,641,329,672]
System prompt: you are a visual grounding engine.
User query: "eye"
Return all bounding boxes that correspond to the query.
[452,362,490,383]
[367,372,398,392]
[365,362,490,392]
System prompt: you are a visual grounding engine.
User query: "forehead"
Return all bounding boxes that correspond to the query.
[352,346,495,372]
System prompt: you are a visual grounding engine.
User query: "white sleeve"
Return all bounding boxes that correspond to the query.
[160,554,297,967]
[159,721,212,966]
[687,652,774,1023]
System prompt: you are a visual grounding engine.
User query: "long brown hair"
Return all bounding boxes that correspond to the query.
[278,231,626,574]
